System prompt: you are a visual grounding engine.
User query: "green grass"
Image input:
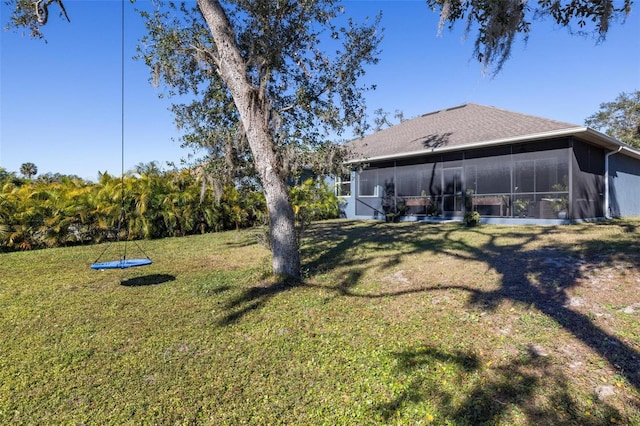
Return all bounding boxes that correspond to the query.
[1,220,640,424]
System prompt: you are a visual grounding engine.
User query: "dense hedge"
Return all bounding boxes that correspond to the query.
[0,169,339,252]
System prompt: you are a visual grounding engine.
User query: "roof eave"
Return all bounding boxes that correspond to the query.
[346,127,582,164]
[579,128,640,160]
[346,126,640,164]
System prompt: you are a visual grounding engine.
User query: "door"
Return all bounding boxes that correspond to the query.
[443,167,463,214]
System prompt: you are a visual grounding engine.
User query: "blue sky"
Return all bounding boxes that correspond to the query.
[1,1,639,181]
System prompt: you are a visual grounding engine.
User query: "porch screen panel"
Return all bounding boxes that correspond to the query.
[511,148,570,219]
[358,169,377,196]
[356,168,378,216]
[465,157,511,194]
[395,164,421,215]
[443,168,462,212]
[378,168,395,198]
[422,163,443,216]
[355,199,382,216]
[395,163,443,215]
[396,164,423,196]
[464,157,510,216]
[535,157,568,192]
[572,141,604,218]
[514,160,535,193]
[423,162,442,197]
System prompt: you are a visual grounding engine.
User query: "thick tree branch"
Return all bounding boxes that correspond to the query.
[34,0,70,24]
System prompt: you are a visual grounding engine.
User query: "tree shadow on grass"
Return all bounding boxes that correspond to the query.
[216,222,369,325]
[457,229,640,392]
[220,221,640,425]
[302,220,640,394]
[216,278,300,326]
[376,344,623,424]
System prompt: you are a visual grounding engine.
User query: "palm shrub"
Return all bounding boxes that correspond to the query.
[289,178,340,244]
[243,188,268,227]
[216,184,265,231]
[6,183,41,249]
[89,173,123,243]
[0,166,297,251]
[0,192,12,249]
[0,224,8,248]
[289,178,340,222]
[157,169,200,237]
[39,178,94,247]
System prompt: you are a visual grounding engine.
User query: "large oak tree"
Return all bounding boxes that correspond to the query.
[6,0,631,280]
[140,0,381,279]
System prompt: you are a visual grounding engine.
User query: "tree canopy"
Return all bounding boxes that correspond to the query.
[585,90,640,149]
[19,162,38,180]
[428,0,632,75]
[136,1,380,180]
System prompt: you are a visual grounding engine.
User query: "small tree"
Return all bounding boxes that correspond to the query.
[19,162,38,180]
[585,90,640,149]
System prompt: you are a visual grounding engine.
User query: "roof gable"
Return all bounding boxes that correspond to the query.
[347,103,581,161]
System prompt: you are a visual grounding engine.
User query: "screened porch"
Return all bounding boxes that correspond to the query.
[350,139,604,221]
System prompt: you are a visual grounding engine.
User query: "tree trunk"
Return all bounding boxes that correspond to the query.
[197,0,301,280]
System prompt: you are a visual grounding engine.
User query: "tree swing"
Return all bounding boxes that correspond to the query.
[90,203,153,270]
[90,0,151,271]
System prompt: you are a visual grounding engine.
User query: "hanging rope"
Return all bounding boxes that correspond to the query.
[90,0,151,270]
[120,0,125,188]
[120,0,128,259]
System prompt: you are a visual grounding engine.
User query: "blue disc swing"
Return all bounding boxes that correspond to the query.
[90,0,151,271]
[90,205,153,270]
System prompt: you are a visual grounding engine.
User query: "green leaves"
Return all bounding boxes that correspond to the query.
[19,162,38,180]
[428,0,632,75]
[0,167,272,251]
[585,90,640,149]
[4,0,68,39]
[136,1,382,180]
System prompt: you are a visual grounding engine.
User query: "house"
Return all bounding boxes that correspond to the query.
[338,103,640,223]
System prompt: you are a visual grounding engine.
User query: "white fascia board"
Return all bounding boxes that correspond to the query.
[580,128,640,160]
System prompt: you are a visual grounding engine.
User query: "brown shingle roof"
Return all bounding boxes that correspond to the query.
[347,103,581,161]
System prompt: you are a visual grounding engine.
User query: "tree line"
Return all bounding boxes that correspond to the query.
[0,163,339,252]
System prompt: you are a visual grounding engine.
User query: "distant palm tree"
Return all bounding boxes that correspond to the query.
[19,162,37,180]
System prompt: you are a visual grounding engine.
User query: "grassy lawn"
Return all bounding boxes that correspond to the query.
[1,219,639,424]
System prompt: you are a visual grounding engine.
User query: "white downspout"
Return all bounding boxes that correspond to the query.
[604,147,623,219]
